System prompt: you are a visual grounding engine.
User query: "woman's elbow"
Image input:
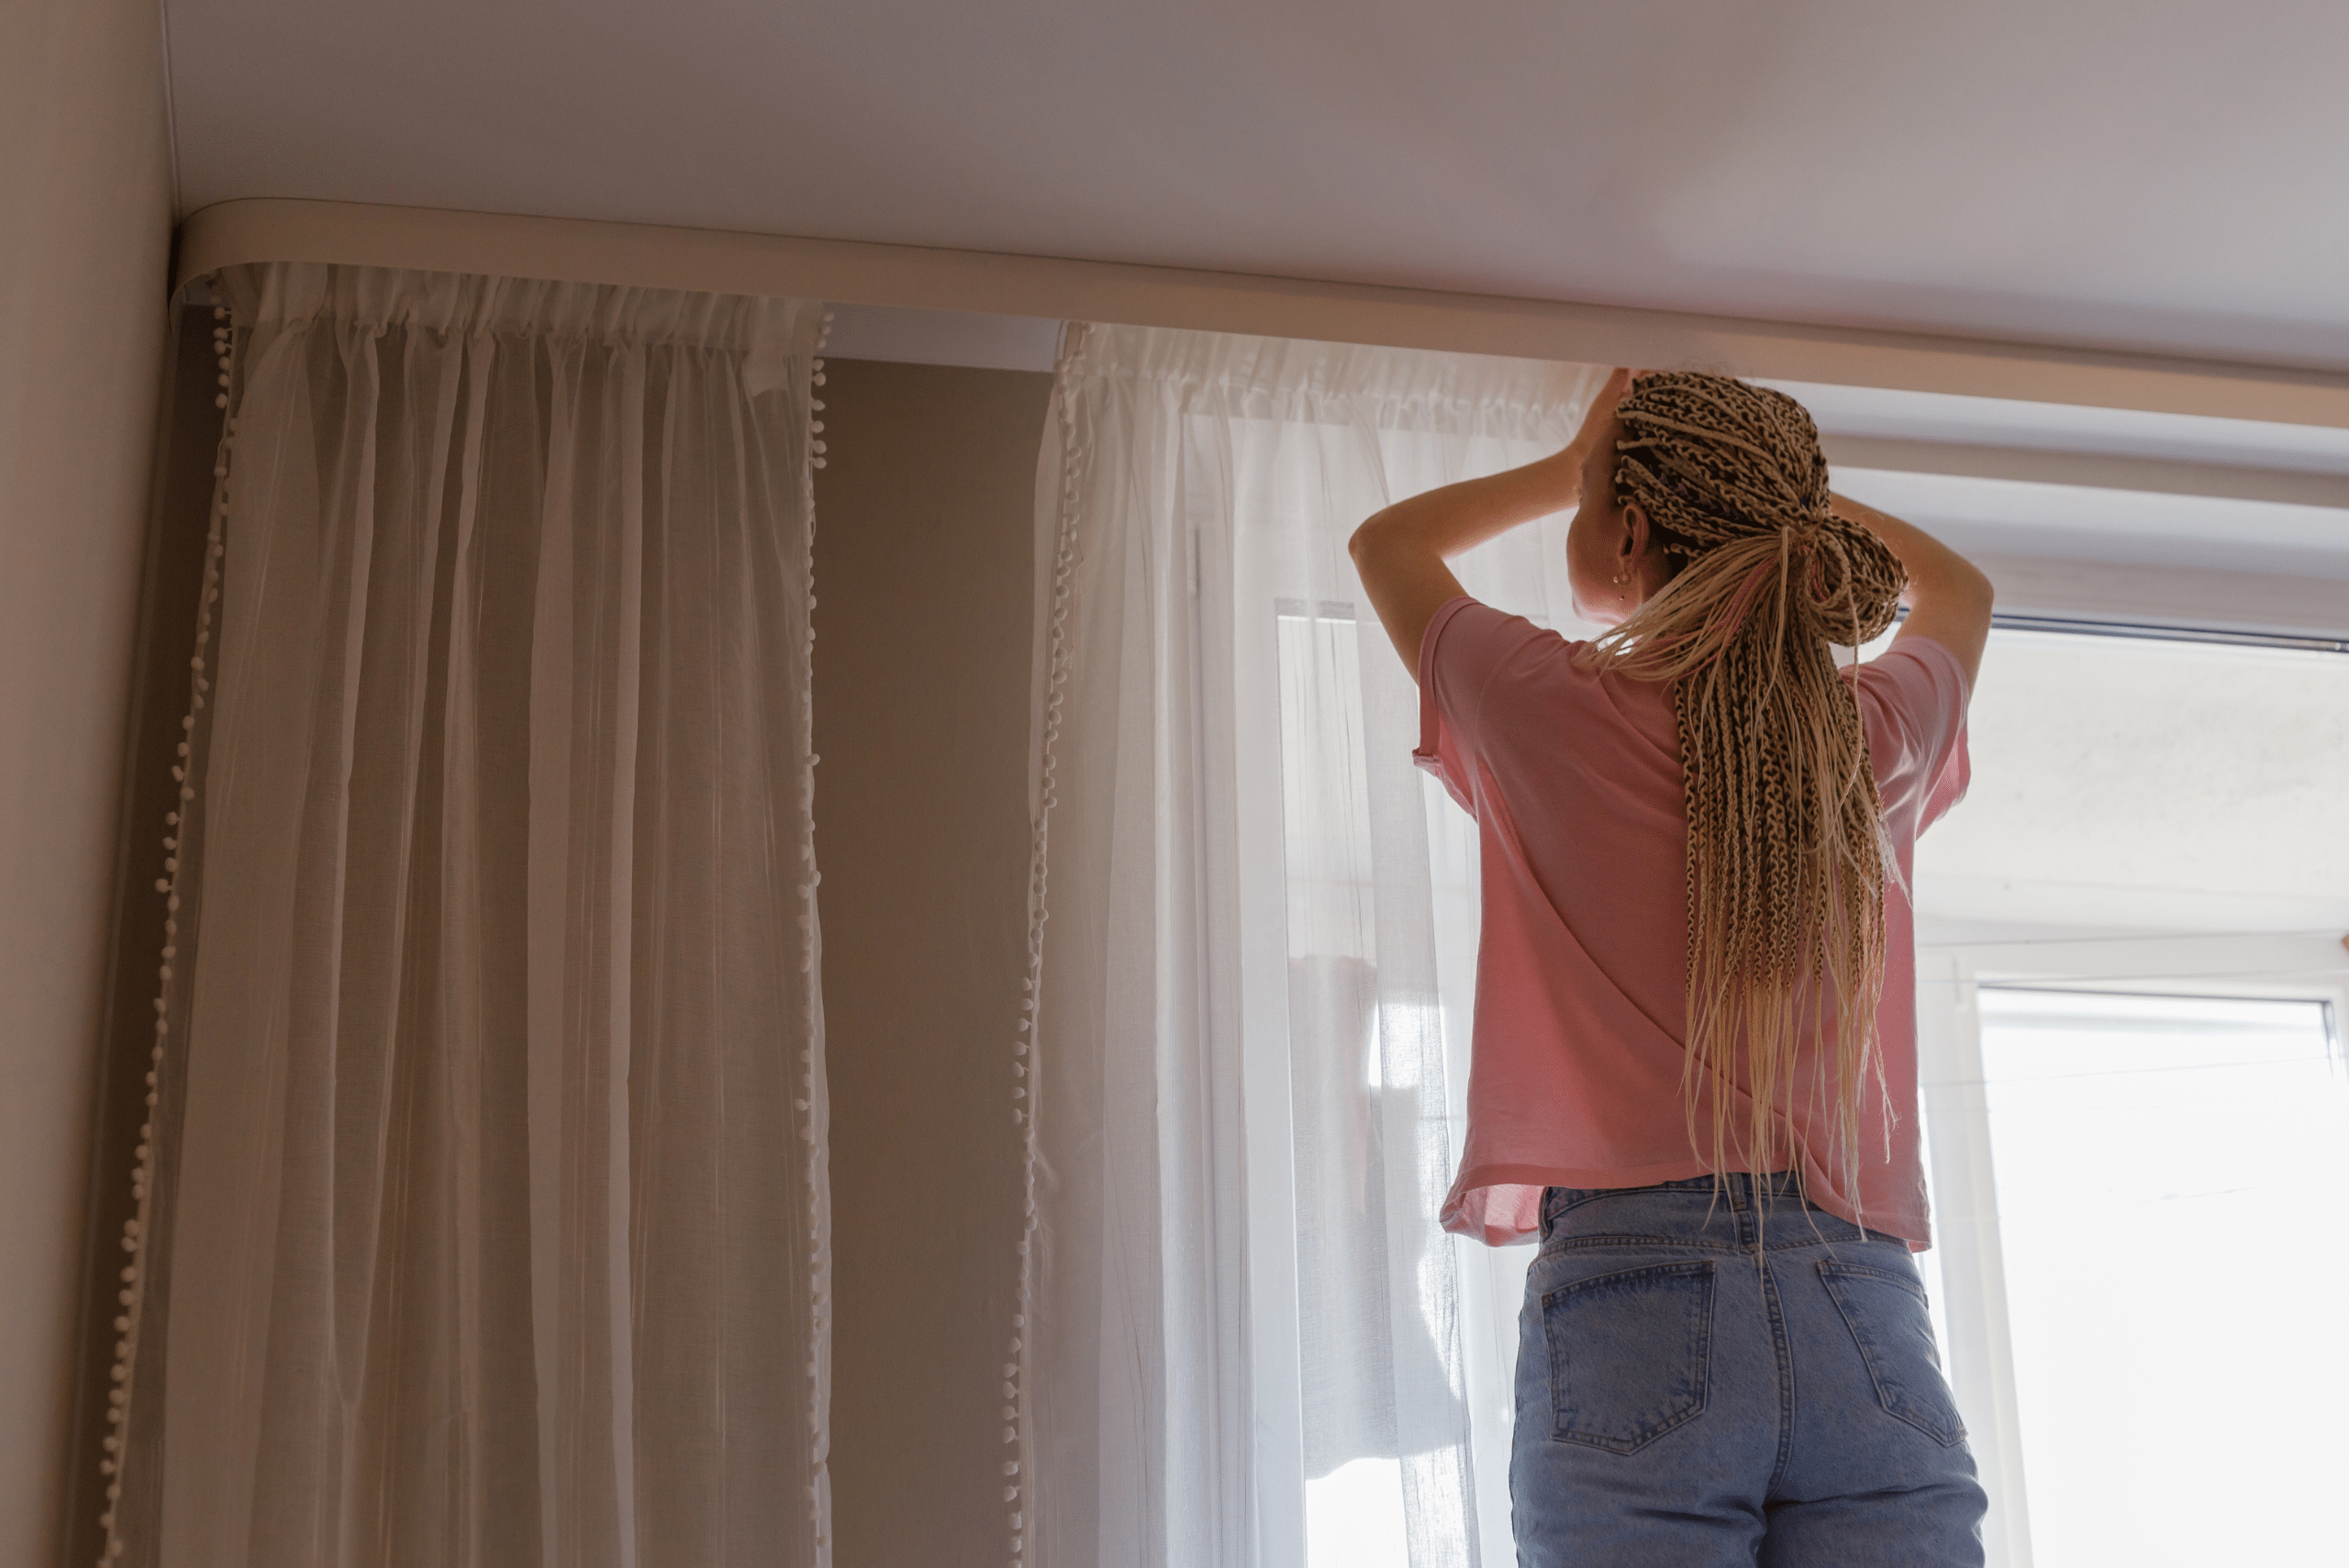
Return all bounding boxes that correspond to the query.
[1916,556,1995,618]
[1958,559,1997,616]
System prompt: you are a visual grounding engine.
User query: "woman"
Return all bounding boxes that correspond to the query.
[1349,368,1994,1565]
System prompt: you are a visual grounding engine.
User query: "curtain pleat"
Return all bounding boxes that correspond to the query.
[1028,324,1603,1567]
[108,261,830,1568]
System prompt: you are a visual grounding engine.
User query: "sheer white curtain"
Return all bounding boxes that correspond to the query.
[1026,324,1603,1568]
[105,261,832,1568]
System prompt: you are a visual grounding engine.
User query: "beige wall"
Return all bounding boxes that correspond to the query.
[813,359,1052,1566]
[0,1,173,1562]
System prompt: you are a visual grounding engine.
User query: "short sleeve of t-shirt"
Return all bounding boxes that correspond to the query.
[1412,596,1552,809]
[1850,634,1973,832]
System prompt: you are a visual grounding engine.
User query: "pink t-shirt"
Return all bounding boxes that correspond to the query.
[1415,596,1971,1249]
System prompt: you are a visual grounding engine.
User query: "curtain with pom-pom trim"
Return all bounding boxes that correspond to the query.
[101,261,832,1568]
[1023,323,1604,1568]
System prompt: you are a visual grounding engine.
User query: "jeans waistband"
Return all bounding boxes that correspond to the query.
[1536,1172,1852,1247]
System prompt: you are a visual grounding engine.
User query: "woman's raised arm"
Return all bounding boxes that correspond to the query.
[1350,367,1634,673]
[1830,491,1996,690]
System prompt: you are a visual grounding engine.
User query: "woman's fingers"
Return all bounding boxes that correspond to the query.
[1571,367,1636,451]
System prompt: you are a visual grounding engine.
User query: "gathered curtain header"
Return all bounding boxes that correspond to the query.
[1063,321,1599,430]
[218,260,807,351]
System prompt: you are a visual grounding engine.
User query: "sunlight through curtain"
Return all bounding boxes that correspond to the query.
[1023,324,1603,1568]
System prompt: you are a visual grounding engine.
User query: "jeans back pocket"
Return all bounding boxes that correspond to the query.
[1541,1261,1715,1453]
[1819,1260,1967,1447]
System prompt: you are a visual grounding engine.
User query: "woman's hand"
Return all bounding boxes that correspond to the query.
[1564,366,1635,473]
[1349,367,1636,673]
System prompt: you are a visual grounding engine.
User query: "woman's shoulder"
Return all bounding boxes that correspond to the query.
[1849,634,1971,808]
[1433,597,1589,664]
[1850,634,1969,717]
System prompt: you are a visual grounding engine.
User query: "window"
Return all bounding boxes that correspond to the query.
[1964,985,2343,1566]
[1270,601,1493,1568]
[1908,628,2349,1565]
[1917,941,2349,1568]
[1253,609,2349,1567]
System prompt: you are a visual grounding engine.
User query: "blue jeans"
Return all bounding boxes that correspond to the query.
[1511,1175,1987,1566]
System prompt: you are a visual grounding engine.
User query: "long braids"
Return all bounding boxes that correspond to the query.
[1579,373,1909,1211]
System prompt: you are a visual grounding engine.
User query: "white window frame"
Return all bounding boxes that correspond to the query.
[1231,573,1523,1565]
[1914,930,2349,1568]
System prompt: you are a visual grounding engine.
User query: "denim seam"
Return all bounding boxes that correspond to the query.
[1542,1233,1744,1255]
[1546,1181,1725,1217]
[1818,1259,1932,1304]
[1759,1255,1798,1494]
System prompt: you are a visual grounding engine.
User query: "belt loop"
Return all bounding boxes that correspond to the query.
[1537,1186,1555,1242]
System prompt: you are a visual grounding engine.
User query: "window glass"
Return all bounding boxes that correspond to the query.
[1915,630,2349,933]
[1976,987,2347,1567]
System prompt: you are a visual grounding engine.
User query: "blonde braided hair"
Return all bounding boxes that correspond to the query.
[1579,373,1909,1208]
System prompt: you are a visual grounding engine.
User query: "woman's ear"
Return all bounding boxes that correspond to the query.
[1619,501,1651,569]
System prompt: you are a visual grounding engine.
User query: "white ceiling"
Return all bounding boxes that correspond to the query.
[162,1,2349,619]
[163,0,2349,372]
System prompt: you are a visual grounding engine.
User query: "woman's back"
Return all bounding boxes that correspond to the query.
[1413,595,1970,1246]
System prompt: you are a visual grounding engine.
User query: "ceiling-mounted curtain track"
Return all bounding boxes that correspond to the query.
[175,198,2349,433]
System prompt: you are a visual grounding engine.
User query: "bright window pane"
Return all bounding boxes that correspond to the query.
[1978,988,2349,1566]
[1307,1458,1409,1568]
[1916,632,2349,932]
[1278,607,1478,1567]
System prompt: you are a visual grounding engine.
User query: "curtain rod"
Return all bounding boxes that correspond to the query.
[176,199,2349,432]
[1884,602,2349,655]
[1984,613,2348,655]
